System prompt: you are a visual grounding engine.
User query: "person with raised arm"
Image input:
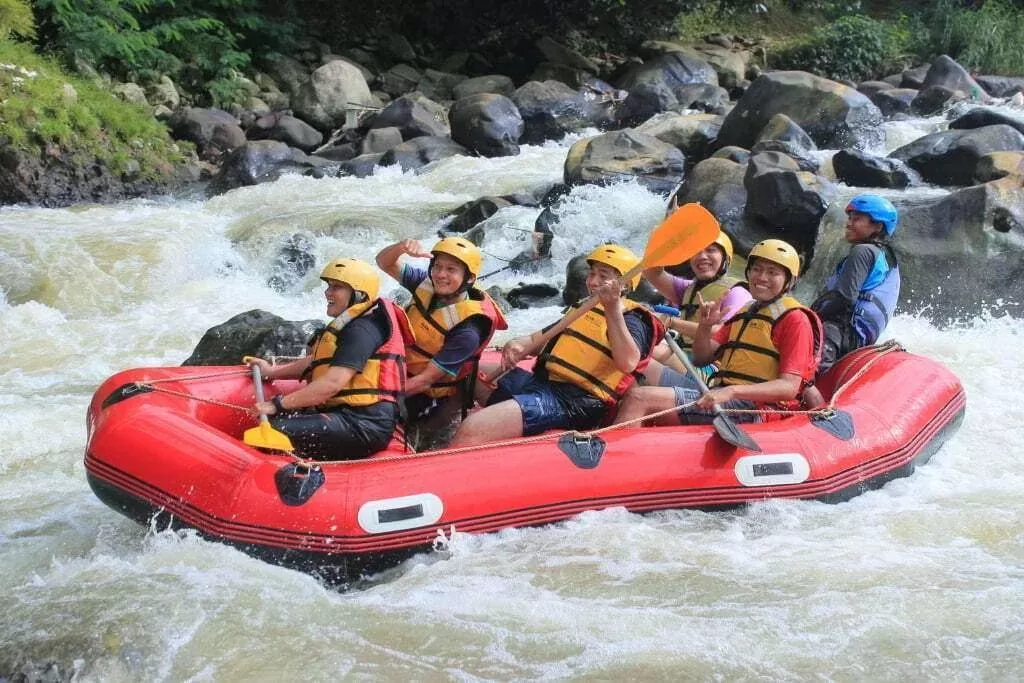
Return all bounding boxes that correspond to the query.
[615,239,821,426]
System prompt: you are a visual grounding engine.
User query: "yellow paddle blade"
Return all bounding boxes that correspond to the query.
[641,202,721,270]
[244,419,294,452]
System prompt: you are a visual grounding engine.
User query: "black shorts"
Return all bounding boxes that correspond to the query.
[270,402,397,460]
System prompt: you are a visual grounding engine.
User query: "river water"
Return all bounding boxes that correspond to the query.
[1,124,1022,680]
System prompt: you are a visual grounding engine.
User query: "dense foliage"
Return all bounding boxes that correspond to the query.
[771,15,908,83]
[32,0,302,106]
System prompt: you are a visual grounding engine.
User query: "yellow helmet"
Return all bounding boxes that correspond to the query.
[746,239,801,283]
[431,237,482,279]
[708,231,734,269]
[319,257,380,302]
[586,243,642,290]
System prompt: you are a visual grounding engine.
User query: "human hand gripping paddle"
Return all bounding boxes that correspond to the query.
[658,305,762,452]
[243,362,294,452]
[483,202,722,384]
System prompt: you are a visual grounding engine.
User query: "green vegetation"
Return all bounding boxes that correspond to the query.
[32,0,302,108]
[0,0,34,39]
[766,0,1024,81]
[0,38,185,177]
[771,14,910,82]
[918,0,1024,76]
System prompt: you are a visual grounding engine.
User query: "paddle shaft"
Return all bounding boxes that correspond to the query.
[250,364,271,424]
[663,330,714,396]
[663,330,761,452]
[482,259,646,383]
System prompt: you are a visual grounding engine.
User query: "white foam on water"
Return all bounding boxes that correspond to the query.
[0,137,1022,680]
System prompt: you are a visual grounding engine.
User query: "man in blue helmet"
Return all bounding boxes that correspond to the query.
[808,193,901,384]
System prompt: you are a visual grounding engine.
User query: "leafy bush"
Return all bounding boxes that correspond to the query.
[0,38,185,176]
[32,0,302,107]
[771,14,907,82]
[0,0,33,39]
[916,0,1024,76]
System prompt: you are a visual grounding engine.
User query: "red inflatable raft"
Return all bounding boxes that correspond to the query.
[85,341,965,584]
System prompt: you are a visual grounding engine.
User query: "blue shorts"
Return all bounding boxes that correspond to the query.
[488,368,607,436]
[661,370,761,426]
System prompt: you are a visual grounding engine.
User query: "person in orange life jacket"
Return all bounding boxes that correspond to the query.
[802,194,900,408]
[644,226,751,385]
[448,244,664,448]
[248,258,413,460]
[614,239,822,426]
[375,236,507,424]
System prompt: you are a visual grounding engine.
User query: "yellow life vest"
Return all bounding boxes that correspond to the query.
[676,275,739,349]
[711,295,816,387]
[405,278,508,398]
[536,300,661,405]
[309,298,412,408]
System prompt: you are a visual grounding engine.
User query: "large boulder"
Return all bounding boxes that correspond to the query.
[207,140,334,195]
[449,94,524,157]
[292,60,373,131]
[636,112,722,162]
[182,310,323,366]
[920,54,987,101]
[975,75,1024,98]
[563,129,685,195]
[832,149,922,188]
[247,112,324,153]
[378,136,468,172]
[743,151,836,256]
[512,80,600,144]
[368,92,450,140]
[889,125,1024,186]
[615,51,719,93]
[672,157,749,245]
[166,107,247,162]
[716,71,884,151]
[949,107,1024,137]
[453,75,516,99]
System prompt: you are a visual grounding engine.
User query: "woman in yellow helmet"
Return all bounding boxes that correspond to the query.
[376,236,507,442]
[449,243,663,448]
[644,224,751,384]
[247,258,414,460]
[615,239,822,426]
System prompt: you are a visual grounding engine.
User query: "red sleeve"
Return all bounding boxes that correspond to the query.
[712,321,731,345]
[772,311,817,381]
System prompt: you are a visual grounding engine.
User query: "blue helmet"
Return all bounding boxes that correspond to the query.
[846,194,898,236]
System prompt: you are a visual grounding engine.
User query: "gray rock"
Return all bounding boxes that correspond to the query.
[182,310,323,366]
[449,94,523,157]
[716,71,883,151]
[890,124,1024,186]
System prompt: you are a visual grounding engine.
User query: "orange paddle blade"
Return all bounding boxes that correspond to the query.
[641,202,721,270]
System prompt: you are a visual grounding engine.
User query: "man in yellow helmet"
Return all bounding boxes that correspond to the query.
[247,257,414,460]
[376,236,507,442]
[615,239,822,426]
[449,243,663,448]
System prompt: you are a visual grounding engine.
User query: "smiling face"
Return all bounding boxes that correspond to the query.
[324,279,354,317]
[689,245,725,281]
[585,262,623,296]
[429,252,470,298]
[745,257,790,302]
[845,210,883,243]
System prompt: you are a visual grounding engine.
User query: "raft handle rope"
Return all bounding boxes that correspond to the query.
[122,341,904,466]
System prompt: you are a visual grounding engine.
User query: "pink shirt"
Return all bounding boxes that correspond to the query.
[670,276,752,319]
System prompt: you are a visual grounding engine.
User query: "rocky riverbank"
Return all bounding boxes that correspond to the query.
[5,32,1024,325]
